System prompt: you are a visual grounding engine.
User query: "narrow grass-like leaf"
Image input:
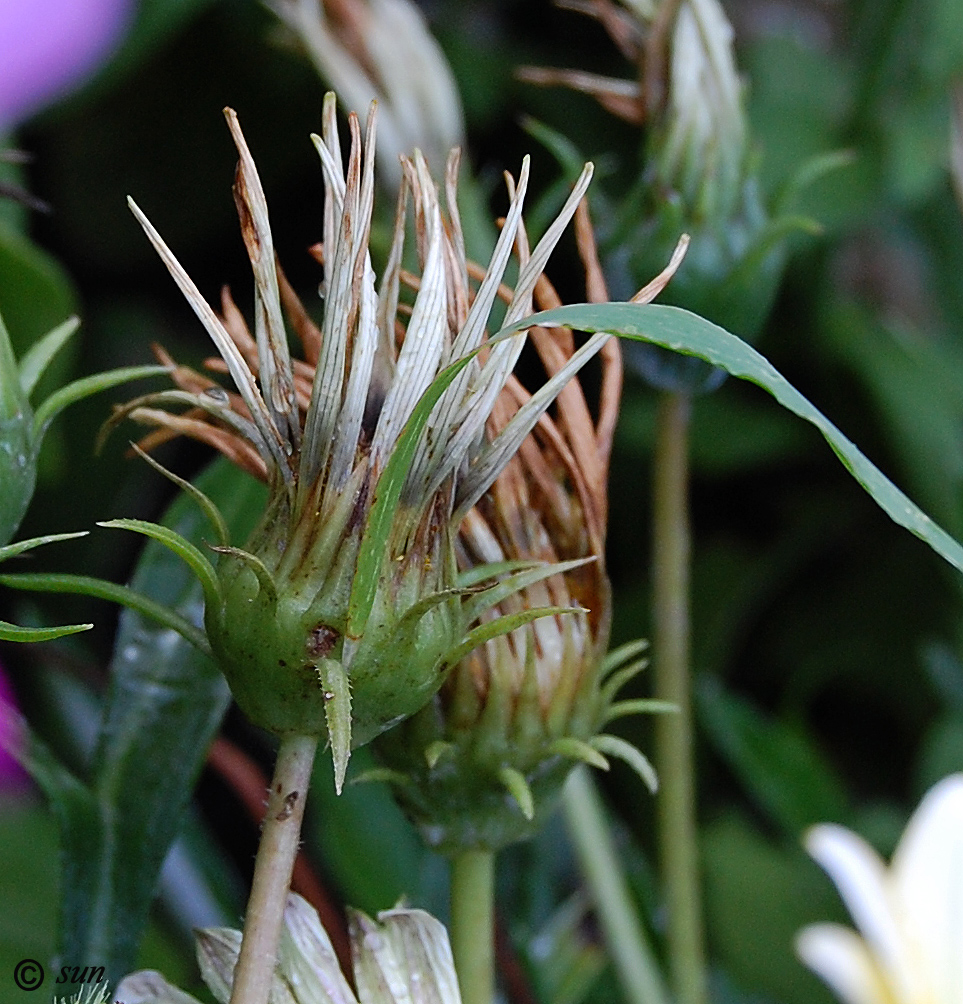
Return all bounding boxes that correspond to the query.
[504,303,963,574]
[599,660,650,707]
[32,364,169,440]
[17,315,80,397]
[0,617,92,641]
[209,545,278,605]
[0,572,211,655]
[98,518,221,608]
[0,529,88,561]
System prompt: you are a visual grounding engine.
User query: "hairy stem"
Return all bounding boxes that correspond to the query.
[450,849,495,1004]
[563,766,670,1004]
[652,390,705,1004]
[229,732,319,1004]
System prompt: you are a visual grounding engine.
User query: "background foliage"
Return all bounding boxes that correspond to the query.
[2,1,963,1002]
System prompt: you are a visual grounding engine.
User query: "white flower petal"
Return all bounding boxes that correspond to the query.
[796,923,893,1004]
[890,773,963,1004]
[279,893,360,1004]
[114,970,204,1004]
[805,823,916,1001]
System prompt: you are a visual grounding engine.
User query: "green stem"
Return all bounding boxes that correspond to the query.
[563,766,670,1004]
[652,391,705,1004]
[450,849,495,1004]
[229,733,319,1004]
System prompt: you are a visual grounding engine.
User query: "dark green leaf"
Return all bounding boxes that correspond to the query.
[54,457,266,987]
[505,303,963,575]
[697,676,849,836]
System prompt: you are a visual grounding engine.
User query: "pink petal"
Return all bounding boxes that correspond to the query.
[0,0,134,130]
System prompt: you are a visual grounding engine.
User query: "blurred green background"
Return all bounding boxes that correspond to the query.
[2,1,963,1002]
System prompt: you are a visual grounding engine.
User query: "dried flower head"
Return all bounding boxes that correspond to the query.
[371,208,682,853]
[114,95,604,790]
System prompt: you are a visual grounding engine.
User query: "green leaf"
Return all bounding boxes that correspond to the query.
[0,572,210,655]
[697,676,849,836]
[0,531,91,637]
[504,303,963,575]
[0,530,88,562]
[702,815,840,1004]
[32,363,169,441]
[17,316,80,398]
[0,618,92,642]
[53,458,266,987]
[307,747,440,916]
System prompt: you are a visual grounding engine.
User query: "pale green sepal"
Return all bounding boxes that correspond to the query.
[461,557,594,624]
[425,740,454,768]
[603,699,679,724]
[17,315,80,397]
[32,364,169,441]
[98,518,222,610]
[455,559,543,589]
[599,660,649,707]
[591,734,659,793]
[195,927,241,1004]
[0,571,211,655]
[0,530,88,562]
[350,905,462,1004]
[209,545,279,605]
[114,970,205,1004]
[317,658,352,794]
[499,765,535,820]
[132,444,230,547]
[0,617,92,642]
[599,638,649,678]
[350,767,413,787]
[279,893,358,1004]
[442,605,582,669]
[549,737,609,770]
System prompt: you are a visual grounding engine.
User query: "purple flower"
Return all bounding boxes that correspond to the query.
[0,0,133,131]
[0,663,29,791]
